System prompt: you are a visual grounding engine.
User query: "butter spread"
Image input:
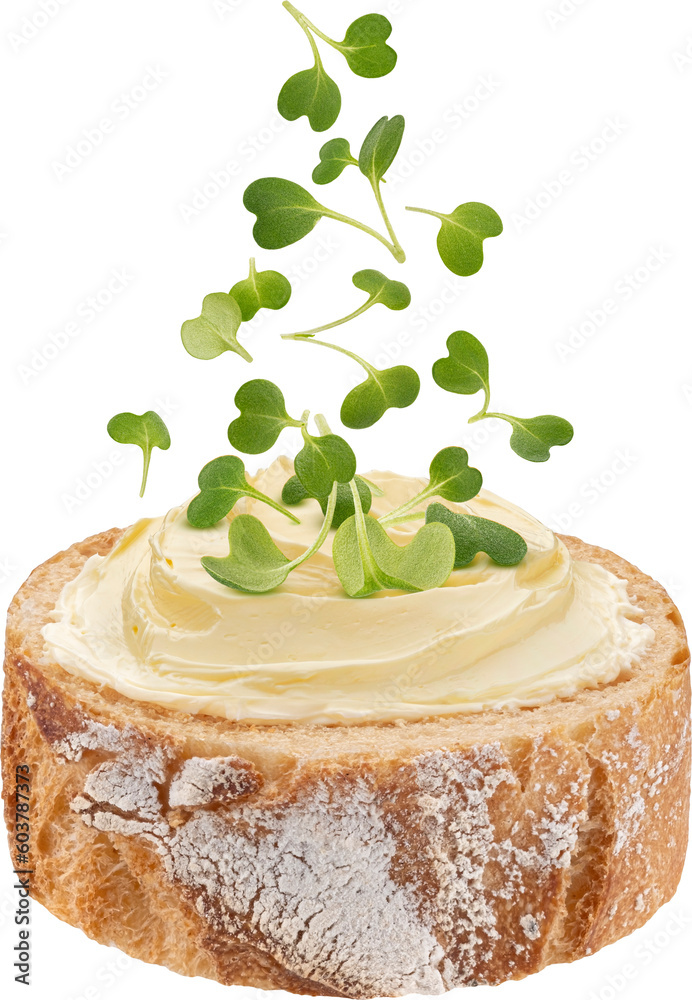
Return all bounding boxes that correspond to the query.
[42,457,654,725]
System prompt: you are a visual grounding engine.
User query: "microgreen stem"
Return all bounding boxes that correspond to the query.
[314,413,332,436]
[283,335,377,378]
[247,488,302,524]
[469,407,507,425]
[378,486,434,526]
[282,299,374,338]
[320,206,404,262]
[285,483,338,569]
[349,479,387,587]
[372,182,406,263]
[404,206,445,220]
[359,476,384,497]
[283,2,339,50]
[139,451,151,499]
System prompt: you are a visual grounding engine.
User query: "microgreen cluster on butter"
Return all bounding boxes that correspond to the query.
[43,458,652,726]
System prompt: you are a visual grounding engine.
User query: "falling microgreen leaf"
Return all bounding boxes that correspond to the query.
[227,379,305,454]
[201,484,338,593]
[432,331,489,406]
[277,18,341,133]
[425,502,527,568]
[282,268,410,337]
[181,292,251,363]
[229,258,291,322]
[312,137,358,185]
[379,447,482,525]
[486,414,575,462]
[283,4,397,80]
[282,474,373,528]
[283,335,420,429]
[357,115,406,259]
[186,455,299,528]
[107,410,171,498]
[406,201,503,276]
[332,481,455,597]
[243,177,404,261]
[294,419,357,498]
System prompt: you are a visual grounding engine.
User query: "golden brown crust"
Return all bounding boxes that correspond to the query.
[2,529,690,997]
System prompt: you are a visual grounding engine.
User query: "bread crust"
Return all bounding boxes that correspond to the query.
[2,528,690,997]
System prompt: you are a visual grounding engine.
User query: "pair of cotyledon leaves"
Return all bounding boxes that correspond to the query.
[312,113,404,186]
[181,258,291,364]
[432,330,574,462]
[243,175,502,276]
[278,5,397,133]
[107,410,171,498]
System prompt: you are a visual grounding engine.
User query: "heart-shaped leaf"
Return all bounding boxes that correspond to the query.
[503,415,574,463]
[187,455,299,528]
[282,474,373,528]
[428,446,483,502]
[107,410,171,498]
[181,292,250,362]
[341,364,420,429]
[312,137,358,184]
[425,502,527,568]
[352,268,410,310]
[336,15,397,78]
[277,63,341,132]
[333,513,455,597]
[294,429,357,497]
[432,330,489,396]
[227,379,303,454]
[407,202,503,276]
[358,115,405,184]
[243,178,326,250]
[229,258,291,322]
[202,515,292,593]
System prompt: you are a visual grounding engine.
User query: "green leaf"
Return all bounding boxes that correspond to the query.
[432,331,489,397]
[277,62,341,132]
[502,415,574,463]
[428,446,483,502]
[425,502,527,568]
[243,178,326,250]
[406,202,503,276]
[358,115,405,184]
[187,455,299,528]
[312,137,358,184]
[107,410,171,498]
[181,292,250,363]
[336,14,397,78]
[227,379,303,454]
[202,515,292,593]
[333,513,455,597]
[282,474,373,528]
[229,258,291,322]
[352,268,410,310]
[341,364,420,429]
[294,429,357,498]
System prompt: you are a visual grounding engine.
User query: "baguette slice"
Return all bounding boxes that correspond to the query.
[2,528,690,998]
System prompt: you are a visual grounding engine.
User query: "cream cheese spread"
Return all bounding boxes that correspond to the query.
[42,457,654,724]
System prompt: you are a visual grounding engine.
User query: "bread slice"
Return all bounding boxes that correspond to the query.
[2,528,690,997]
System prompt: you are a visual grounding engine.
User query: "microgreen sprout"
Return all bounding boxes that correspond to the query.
[229,258,292,322]
[294,414,357,498]
[227,379,305,454]
[433,331,574,462]
[358,115,406,261]
[283,269,410,337]
[312,138,358,184]
[378,447,482,526]
[282,474,374,528]
[201,483,338,593]
[107,410,171,498]
[283,335,420,428]
[244,177,406,262]
[332,481,456,597]
[406,201,503,276]
[187,455,300,528]
[181,292,251,363]
[425,503,527,568]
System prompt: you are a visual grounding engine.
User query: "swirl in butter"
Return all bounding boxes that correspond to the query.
[43,457,654,724]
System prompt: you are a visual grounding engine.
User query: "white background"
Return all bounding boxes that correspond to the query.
[1,0,691,997]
